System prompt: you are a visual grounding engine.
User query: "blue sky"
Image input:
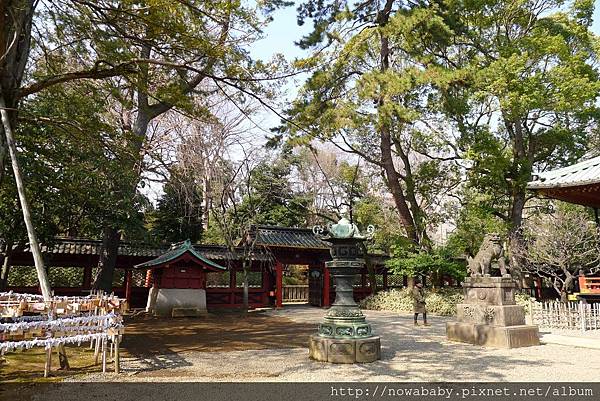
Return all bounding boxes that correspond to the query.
[252,2,600,60]
[248,2,600,133]
[250,5,311,61]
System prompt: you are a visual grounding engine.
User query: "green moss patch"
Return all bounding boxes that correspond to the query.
[1,345,105,383]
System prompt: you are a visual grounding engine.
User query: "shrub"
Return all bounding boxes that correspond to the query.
[515,291,533,309]
[359,287,464,316]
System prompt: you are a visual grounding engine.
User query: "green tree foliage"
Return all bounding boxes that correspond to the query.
[281,0,466,248]
[284,0,599,277]
[386,243,466,285]
[0,80,145,244]
[445,190,510,258]
[433,0,600,233]
[149,173,203,244]
[235,155,310,228]
[2,0,292,292]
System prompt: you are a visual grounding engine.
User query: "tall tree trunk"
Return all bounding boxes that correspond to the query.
[93,68,151,289]
[0,126,7,186]
[0,95,52,300]
[93,17,220,283]
[0,0,35,186]
[0,3,67,369]
[92,226,120,292]
[506,118,529,282]
[0,241,12,291]
[392,137,431,247]
[377,2,419,245]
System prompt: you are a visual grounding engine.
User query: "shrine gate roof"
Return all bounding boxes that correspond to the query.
[527,156,600,208]
[134,240,227,270]
[528,156,600,189]
[250,225,329,250]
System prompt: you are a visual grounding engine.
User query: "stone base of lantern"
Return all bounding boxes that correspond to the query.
[309,334,381,363]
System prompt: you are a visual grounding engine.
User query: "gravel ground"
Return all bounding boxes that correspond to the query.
[65,305,600,382]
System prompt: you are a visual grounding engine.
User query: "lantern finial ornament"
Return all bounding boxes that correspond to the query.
[312,225,324,236]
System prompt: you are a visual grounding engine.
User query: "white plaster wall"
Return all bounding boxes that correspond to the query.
[151,288,207,316]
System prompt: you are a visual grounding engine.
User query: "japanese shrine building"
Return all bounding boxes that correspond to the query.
[527,155,600,298]
[135,240,229,316]
[3,225,392,310]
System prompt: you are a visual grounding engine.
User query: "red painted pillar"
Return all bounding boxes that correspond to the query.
[124,269,133,309]
[323,265,330,307]
[261,268,269,306]
[536,277,542,299]
[275,261,283,308]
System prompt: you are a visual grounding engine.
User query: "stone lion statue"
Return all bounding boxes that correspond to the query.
[467,233,509,277]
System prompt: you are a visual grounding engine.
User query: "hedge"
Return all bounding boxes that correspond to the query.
[359,287,532,316]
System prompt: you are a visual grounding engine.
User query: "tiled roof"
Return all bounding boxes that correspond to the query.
[134,240,227,270]
[193,245,273,262]
[15,238,166,257]
[9,239,273,262]
[251,225,329,250]
[528,156,600,189]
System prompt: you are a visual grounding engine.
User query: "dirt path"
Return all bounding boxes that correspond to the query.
[6,306,600,383]
[118,311,315,373]
[104,307,600,382]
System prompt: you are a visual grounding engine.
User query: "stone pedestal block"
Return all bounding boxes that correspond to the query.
[309,335,381,363]
[455,304,525,326]
[447,276,540,349]
[446,322,540,348]
[463,276,517,306]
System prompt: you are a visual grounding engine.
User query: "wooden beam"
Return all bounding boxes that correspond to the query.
[383,269,388,290]
[539,183,600,208]
[114,335,120,374]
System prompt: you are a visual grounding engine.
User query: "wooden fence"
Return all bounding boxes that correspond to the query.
[530,300,600,331]
[283,285,309,303]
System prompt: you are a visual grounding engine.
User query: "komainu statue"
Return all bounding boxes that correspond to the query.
[467,233,509,277]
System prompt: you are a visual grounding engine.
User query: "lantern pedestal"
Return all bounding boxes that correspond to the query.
[308,221,381,363]
[309,334,381,363]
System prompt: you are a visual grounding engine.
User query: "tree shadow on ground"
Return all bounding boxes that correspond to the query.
[271,307,552,382]
[115,306,562,380]
[120,311,315,372]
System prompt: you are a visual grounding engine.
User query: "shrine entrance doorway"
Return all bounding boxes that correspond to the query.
[280,264,309,304]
